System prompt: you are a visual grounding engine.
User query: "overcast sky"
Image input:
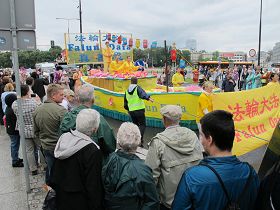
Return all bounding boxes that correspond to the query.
[35,0,280,53]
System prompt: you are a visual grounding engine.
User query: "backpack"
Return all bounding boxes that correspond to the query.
[200,163,253,210]
[255,160,280,210]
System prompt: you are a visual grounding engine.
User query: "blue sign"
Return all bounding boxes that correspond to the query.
[0,37,6,45]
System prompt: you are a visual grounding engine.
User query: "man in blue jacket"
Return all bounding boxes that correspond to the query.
[124,77,153,146]
[172,110,259,210]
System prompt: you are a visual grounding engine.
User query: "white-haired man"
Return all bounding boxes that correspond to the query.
[51,109,104,210]
[102,122,159,210]
[59,84,116,157]
[145,105,203,210]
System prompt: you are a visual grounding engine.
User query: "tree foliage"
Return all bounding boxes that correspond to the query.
[133,47,191,67]
[0,46,62,68]
[1,45,193,69]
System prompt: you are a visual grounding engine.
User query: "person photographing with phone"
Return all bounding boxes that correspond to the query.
[222,72,236,92]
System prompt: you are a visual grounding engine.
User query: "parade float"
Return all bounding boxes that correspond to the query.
[64,32,280,156]
[81,70,207,129]
[64,32,207,129]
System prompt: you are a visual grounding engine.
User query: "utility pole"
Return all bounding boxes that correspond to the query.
[257,0,263,66]
[9,0,31,193]
[56,18,80,43]
[79,0,82,33]
[164,40,169,92]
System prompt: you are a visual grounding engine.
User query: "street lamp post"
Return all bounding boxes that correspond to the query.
[56,18,79,42]
[257,0,263,66]
[79,0,82,34]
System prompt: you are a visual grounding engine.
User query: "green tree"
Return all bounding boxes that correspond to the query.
[212,51,219,60]
[0,46,62,68]
[49,46,62,59]
[0,52,12,68]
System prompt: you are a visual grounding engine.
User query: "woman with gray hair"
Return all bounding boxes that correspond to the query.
[51,109,104,210]
[102,122,159,210]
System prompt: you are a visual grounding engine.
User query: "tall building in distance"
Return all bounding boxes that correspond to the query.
[272,42,280,65]
[185,39,197,51]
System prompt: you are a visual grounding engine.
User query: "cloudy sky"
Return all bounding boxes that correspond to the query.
[35,0,280,52]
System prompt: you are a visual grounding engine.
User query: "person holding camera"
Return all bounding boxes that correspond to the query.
[12,85,41,175]
[222,72,236,92]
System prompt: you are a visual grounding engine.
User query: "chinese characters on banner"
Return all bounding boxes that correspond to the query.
[65,32,133,65]
[212,83,280,156]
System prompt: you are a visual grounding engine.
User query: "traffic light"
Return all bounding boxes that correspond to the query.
[51,40,55,48]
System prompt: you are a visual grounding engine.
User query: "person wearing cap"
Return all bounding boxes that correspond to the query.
[145,105,203,210]
[60,89,75,111]
[196,81,214,131]
[124,77,154,146]
[102,41,114,73]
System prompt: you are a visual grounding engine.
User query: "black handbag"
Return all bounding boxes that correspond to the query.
[42,189,57,210]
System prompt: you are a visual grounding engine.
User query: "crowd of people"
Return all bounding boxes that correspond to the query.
[158,64,280,93]
[0,65,278,210]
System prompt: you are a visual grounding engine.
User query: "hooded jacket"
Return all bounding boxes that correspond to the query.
[145,125,203,208]
[51,130,104,210]
[54,130,100,159]
[102,150,159,210]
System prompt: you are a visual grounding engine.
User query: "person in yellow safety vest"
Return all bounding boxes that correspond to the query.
[124,77,154,146]
[172,68,185,87]
[102,41,114,73]
[117,56,139,74]
[109,54,123,74]
[196,81,214,131]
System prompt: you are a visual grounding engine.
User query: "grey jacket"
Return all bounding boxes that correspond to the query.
[145,125,203,208]
[33,100,67,151]
[55,130,100,160]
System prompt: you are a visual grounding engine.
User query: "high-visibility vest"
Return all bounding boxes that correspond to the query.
[125,87,145,111]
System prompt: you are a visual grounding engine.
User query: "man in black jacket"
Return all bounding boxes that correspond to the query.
[31,72,49,101]
[5,93,23,167]
[51,109,104,210]
[124,77,153,146]
[222,72,236,92]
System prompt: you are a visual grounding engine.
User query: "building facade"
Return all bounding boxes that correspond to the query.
[185,39,197,51]
[272,42,280,66]
[219,51,246,62]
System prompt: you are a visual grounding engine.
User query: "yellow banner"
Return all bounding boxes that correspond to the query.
[212,83,280,156]
[94,90,199,121]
